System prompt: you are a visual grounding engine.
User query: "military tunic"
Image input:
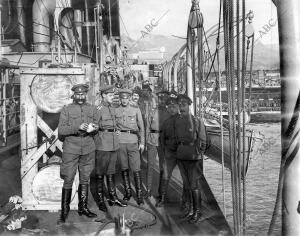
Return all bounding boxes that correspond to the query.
[174,114,207,190]
[146,106,170,177]
[160,114,190,202]
[94,101,119,175]
[58,103,98,189]
[160,114,179,177]
[116,105,145,172]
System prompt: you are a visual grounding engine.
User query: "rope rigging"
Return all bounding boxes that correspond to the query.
[216,0,227,219]
[160,2,255,234]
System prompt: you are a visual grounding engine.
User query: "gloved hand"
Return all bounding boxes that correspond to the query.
[139,144,145,152]
[79,123,89,131]
[86,123,99,133]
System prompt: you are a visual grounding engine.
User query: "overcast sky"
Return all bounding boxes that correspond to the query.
[119,0,278,45]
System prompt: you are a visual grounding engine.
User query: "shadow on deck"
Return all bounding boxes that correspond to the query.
[0,151,232,236]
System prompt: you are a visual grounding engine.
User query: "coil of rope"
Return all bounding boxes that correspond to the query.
[93,201,157,236]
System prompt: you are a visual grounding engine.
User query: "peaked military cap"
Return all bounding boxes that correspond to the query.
[169,90,178,99]
[177,94,192,105]
[100,85,116,94]
[71,83,89,93]
[132,86,142,96]
[156,90,170,97]
[142,80,152,92]
[166,97,178,105]
[118,88,132,98]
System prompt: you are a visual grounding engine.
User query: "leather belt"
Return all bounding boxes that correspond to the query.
[150,129,161,133]
[99,128,117,132]
[178,141,194,146]
[120,130,137,135]
[70,133,89,137]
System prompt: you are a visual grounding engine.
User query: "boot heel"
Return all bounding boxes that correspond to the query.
[122,170,132,202]
[57,188,72,224]
[97,176,108,212]
[77,184,97,218]
[188,189,202,223]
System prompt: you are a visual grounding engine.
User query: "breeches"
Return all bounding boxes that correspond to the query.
[147,144,167,177]
[177,159,203,190]
[60,152,95,189]
[95,150,118,176]
[164,148,178,181]
[118,143,141,172]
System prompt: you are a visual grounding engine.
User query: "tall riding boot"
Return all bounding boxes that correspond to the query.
[181,186,190,211]
[145,157,154,198]
[78,184,97,218]
[121,170,132,201]
[155,179,167,207]
[157,170,164,199]
[97,175,108,212]
[133,171,144,205]
[181,190,194,220]
[57,188,72,224]
[188,189,202,223]
[106,174,127,207]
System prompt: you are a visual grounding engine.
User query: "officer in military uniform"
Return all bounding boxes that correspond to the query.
[116,88,145,205]
[129,86,142,108]
[94,85,127,211]
[160,94,190,209]
[174,94,207,223]
[57,84,97,224]
[139,82,154,123]
[145,90,171,206]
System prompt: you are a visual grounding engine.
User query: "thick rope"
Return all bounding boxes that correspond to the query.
[229,0,241,234]
[241,0,247,235]
[216,0,227,218]
[235,1,243,233]
[223,1,239,234]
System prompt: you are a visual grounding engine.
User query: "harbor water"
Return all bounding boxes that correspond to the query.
[204,122,281,236]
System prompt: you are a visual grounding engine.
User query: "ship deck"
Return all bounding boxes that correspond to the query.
[0,151,232,236]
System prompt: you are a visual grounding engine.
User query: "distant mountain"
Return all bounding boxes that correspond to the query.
[252,42,279,70]
[121,34,184,61]
[121,34,279,70]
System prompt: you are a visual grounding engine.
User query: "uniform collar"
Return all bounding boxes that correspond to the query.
[102,101,110,107]
[73,101,88,106]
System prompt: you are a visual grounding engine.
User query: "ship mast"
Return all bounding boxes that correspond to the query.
[186,0,203,116]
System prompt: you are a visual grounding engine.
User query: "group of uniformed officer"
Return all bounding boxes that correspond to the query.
[57,82,208,225]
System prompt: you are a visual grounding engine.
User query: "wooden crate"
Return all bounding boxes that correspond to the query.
[20,66,100,210]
